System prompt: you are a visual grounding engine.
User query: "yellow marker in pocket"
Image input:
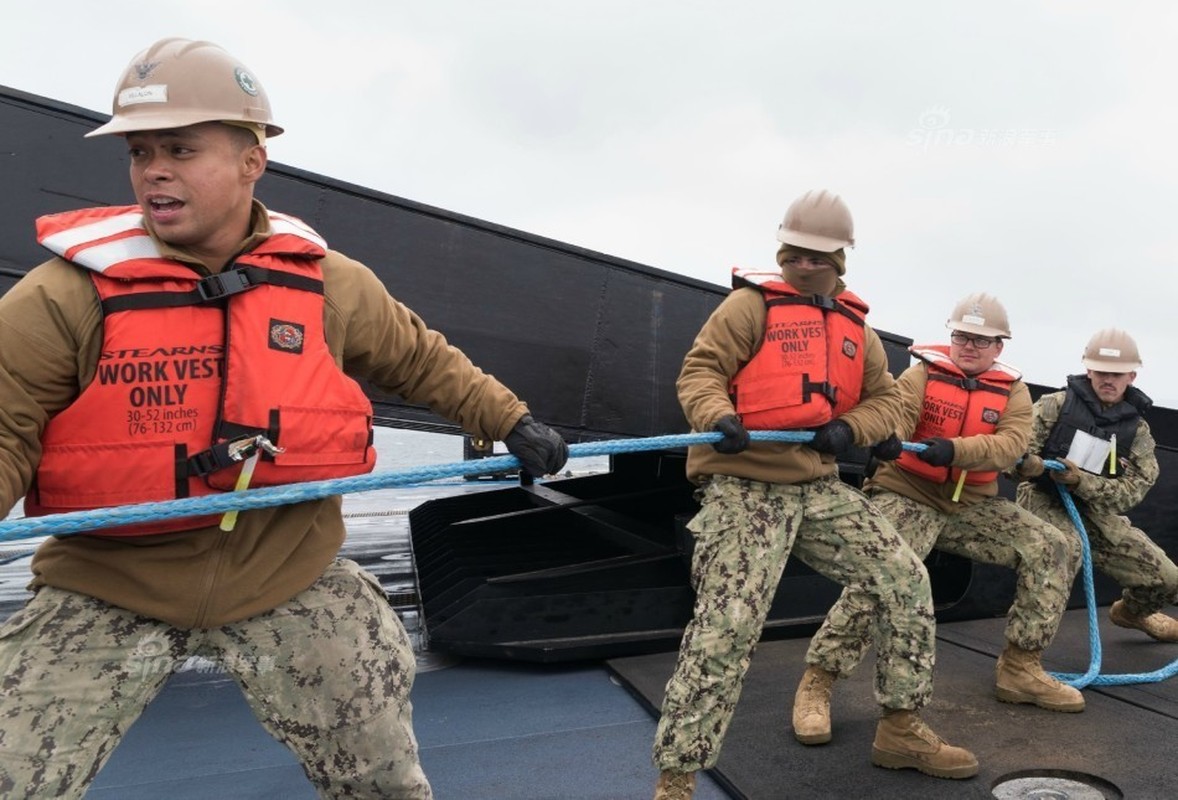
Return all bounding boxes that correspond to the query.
[220,452,260,532]
[952,470,968,503]
[218,435,284,532]
[1109,434,1117,476]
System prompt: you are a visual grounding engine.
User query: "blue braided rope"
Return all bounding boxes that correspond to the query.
[7,429,1169,686]
[0,430,817,541]
[1045,458,1178,687]
[1042,461,1103,689]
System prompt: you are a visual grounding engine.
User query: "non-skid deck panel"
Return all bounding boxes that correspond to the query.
[83,658,734,799]
[85,670,316,799]
[935,606,1178,720]
[411,660,731,799]
[607,608,1178,799]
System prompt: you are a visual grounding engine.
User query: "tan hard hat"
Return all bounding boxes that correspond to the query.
[87,38,282,139]
[775,190,855,252]
[1081,328,1142,372]
[945,292,1011,338]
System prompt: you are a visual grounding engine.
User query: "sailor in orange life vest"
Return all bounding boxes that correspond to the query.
[652,191,977,800]
[0,39,567,799]
[795,292,1085,752]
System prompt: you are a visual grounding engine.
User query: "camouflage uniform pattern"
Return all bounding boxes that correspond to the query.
[1019,487,1178,616]
[0,559,431,800]
[808,490,1080,678]
[1017,390,1178,617]
[653,474,935,772]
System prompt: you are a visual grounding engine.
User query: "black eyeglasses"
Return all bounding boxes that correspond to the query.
[950,332,998,350]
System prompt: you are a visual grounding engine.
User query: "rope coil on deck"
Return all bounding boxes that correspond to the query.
[1,430,1174,687]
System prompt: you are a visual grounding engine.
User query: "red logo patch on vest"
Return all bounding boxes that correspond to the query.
[841,337,858,359]
[269,319,305,354]
[981,407,1000,424]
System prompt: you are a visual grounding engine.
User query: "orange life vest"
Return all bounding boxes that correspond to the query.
[727,268,868,431]
[24,205,376,536]
[895,345,1018,485]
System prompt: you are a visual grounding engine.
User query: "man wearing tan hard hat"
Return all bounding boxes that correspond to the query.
[1017,329,1178,643]
[0,38,570,798]
[653,191,977,800]
[798,292,1088,744]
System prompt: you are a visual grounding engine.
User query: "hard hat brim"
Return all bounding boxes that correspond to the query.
[1081,357,1141,373]
[775,228,852,253]
[86,111,284,138]
[946,321,1011,338]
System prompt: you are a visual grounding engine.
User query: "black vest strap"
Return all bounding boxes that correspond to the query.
[927,372,1011,397]
[765,294,866,327]
[185,438,250,478]
[101,266,324,314]
[801,374,838,405]
[185,427,275,478]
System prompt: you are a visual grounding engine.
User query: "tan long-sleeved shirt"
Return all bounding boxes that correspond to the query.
[0,202,528,628]
[678,283,904,485]
[866,360,1033,514]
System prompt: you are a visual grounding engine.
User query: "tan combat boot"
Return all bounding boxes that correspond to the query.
[792,664,835,744]
[995,643,1085,712]
[1110,599,1178,642]
[653,769,696,800]
[871,709,978,779]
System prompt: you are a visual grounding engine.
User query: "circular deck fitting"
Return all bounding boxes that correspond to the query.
[992,769,1123,800]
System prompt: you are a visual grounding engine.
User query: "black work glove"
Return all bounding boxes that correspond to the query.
[871,435,904,459]
[870,433,903,462]
[504,415,569,477]
[863,432,902,478]
[712,414,750,455]
[916,437,955,467]
[1015,454,1045,479]
[809,419,854,456]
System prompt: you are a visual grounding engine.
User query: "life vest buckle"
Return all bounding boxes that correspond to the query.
[801,377,838,405]
[228,434,284,461]
[188,434,285,477]
[196,269,255,301]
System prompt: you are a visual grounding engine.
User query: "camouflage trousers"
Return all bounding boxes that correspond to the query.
[0,558,431,800]
[1018,485,1178,616]
[653,474,935,772]
[807,491,1081,680]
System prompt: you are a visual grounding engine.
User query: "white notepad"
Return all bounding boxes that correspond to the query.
[1065,429,1112,474]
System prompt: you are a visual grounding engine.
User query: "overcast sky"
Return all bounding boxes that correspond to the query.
[4,1,1177,406]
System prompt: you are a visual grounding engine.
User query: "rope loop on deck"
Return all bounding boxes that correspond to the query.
[1044,462,1178,688]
